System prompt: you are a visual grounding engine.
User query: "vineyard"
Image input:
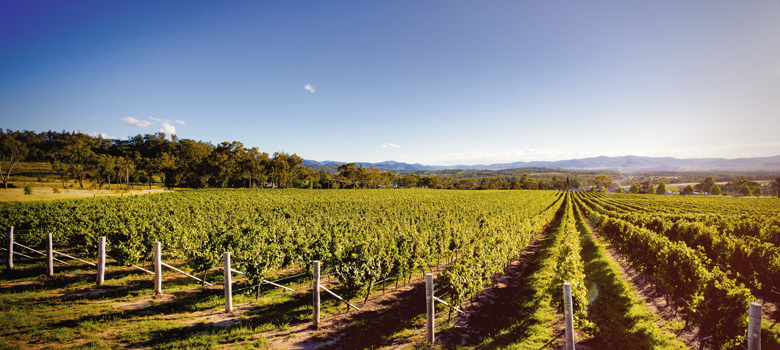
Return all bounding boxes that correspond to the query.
[0,189,779,349]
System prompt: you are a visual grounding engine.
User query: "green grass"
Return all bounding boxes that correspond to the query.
[572,198,689,350]
[0,256,315,349]
[434,200,567,349]
[1,253,464,349]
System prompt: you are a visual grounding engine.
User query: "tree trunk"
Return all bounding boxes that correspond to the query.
[363,280,372,305]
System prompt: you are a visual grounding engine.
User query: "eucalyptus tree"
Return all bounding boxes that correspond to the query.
[1,131,30,189]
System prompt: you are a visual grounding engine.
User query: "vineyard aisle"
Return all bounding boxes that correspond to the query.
[441,223,557,347]
[438,201,569,349]
[571,199,690,349]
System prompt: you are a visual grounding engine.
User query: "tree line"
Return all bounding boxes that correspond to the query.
[0,130,548,191]
[3,129,779,196]
[1,130,308,190]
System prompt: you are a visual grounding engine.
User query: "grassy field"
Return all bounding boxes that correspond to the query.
[2,161,171,202]
[0,251,446,350]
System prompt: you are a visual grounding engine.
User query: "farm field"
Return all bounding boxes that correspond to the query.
[1,189,779,349]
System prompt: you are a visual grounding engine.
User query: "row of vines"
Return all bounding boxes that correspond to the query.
[0,189,563,307]
[573,191,775,348]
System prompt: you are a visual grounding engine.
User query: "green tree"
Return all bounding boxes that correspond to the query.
[710,184,722,196]
[1,132,30,189]
[629,183,640,194]
[695,176,716,194]
[336,163,361,188]
[116,156,135,190]
[591,174,613,191]
[614,185,623,193]
[739,184,751,196]
[268,152,303,188]
[210,141,246,188]
[54,135,97,189]
[420,176,442,189]
[683,185,695,195]
[647,184,655,195]
[752,186,762,197]
[172,139,213,188]
[51,160,70,188]
[94,154,117,189]
[775,177,780,198]
[456,178,477,189]
[401,174,418,188]
[520,174,538,190]
[655,182,667,195]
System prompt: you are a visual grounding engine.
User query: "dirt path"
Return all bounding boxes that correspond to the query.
[584,220,702,349]
[440,227,566,348]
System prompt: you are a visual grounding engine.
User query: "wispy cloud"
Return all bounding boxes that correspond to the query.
[89,132,117,139]
[120,116,152,127]
[304,84,316,93]
[90,118,101,122]
[380,143,400,149]
[159,123,176,134]
[150,117,186,125]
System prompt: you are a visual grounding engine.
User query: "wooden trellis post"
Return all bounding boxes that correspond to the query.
[748,302,762,350]
[313,260,321,328]
[154,241,162,295]
[426,273,434,344]
[47,233,54,277]
[563,283,575,350]
[224,252,233,312]
[7,226,12,270]
[96,236,105,285]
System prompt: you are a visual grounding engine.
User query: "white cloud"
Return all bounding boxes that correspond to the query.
[380,143,400,149]
[304,84,316,93]
[159,123,176,134]
[149,117,186,126]
[120,116,152,127]
[89,132,117,139]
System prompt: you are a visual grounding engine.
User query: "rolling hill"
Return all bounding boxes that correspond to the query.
[303,155,780,172]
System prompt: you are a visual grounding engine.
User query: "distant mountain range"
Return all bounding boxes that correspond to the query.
[303,155,780,172]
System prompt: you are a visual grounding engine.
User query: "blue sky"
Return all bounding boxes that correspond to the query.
[2,1,779,165]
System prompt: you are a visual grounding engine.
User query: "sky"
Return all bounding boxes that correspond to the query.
[2,1,780,166]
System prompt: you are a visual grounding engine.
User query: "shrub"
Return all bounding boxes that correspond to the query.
[23,185,33,195]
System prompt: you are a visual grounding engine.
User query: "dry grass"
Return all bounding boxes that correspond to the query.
[1,187,171,202]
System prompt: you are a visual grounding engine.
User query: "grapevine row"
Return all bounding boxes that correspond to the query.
[573,192,753,349]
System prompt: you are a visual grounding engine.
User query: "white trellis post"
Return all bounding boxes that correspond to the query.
[748,302,762,350]
[46,233,54,277]
[96,236,106,285]
[313,260,321,328]
[154,241,162,295]
[563,283,575,350]
[224,252,233,312]
[7,226,13,270]
[426,273,434,344]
